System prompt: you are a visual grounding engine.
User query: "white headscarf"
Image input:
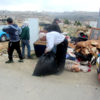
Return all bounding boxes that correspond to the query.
[22,21,29,28]
[39,33,46,39]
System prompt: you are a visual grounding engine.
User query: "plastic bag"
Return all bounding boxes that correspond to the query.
[33,52,57,76]
[97,57,100,74]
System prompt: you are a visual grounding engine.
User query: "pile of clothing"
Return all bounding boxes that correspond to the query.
[65,60,91,72]
[65,48,91,73]
[75,32,88,43]
[65,40,100,73]
[75,40,100,65]
[71,32,88,44]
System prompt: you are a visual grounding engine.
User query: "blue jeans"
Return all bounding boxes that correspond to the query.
[21,40,31,58]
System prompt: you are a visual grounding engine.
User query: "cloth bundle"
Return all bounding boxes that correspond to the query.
[65,60,91,72]
[75,40,100,63]
[75,40,100,56]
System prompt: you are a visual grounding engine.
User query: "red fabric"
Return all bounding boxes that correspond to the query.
[82,35,86,38]
[88,69,91,72]
[88,64,92,68]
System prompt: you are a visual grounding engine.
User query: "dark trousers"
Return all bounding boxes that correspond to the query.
[8,41,23,61]
[56,39,68,70]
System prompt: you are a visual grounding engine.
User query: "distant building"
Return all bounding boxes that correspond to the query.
[84,21,97,27]
[89,21,97,27]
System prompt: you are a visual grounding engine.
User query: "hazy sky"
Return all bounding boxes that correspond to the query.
[0,0,100,12]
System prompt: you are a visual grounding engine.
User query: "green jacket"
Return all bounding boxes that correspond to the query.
[21,26,30,40]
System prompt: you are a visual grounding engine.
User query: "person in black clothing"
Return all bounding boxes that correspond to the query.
[47,18,62,33]
[40,29,68,73]
[3,17,23,63]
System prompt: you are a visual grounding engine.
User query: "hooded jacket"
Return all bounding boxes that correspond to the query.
[3,24,21,42]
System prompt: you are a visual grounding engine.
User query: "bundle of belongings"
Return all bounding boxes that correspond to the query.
[66,48,76,61]
[65,60,91,72]
[76,32,88,43]
[75,40,100,66]
[65,48,91,72]
[71,32,88,44]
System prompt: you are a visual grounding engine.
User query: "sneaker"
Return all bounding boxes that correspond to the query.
[5,60,14,63]
[18,59,23,62]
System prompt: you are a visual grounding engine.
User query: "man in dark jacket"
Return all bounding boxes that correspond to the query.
[20,22,31,59]
[3,17,23,63]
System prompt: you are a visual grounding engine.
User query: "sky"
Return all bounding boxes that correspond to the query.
[0,0,100,12]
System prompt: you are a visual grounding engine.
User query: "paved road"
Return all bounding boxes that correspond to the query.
[0,56,100,100]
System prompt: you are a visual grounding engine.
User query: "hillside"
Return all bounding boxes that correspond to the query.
[0,11,99,22]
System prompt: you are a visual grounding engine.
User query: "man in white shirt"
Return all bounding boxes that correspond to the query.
[40,29,68,72]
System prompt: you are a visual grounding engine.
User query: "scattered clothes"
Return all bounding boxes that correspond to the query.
[70,32,88,44]
[75,52,93,62]
[75,40,100,65]
[66,54,76,61]
[33,52,58,76]
[79,65,91,72]
[75,40,100,56]
[65,60,91,72]
[70,37,77,43]
[97,56,100,74]
[66,48,76,61]
[80,61,88,65]
[65,60,80,72]
[75,32,88,43]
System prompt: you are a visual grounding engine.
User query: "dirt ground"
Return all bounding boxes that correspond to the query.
[0,42,8,50]
[0,54,100,100]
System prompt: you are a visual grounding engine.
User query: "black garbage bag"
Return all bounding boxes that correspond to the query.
[75,52,92,61]
[33,52,58,76]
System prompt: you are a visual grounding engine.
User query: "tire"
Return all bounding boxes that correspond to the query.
[0,35,7,42]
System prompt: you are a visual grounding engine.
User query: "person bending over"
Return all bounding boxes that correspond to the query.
[39,29,68,72]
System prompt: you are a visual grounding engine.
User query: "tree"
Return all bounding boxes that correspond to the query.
[64,19,70,24]
[74,21,82,26]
